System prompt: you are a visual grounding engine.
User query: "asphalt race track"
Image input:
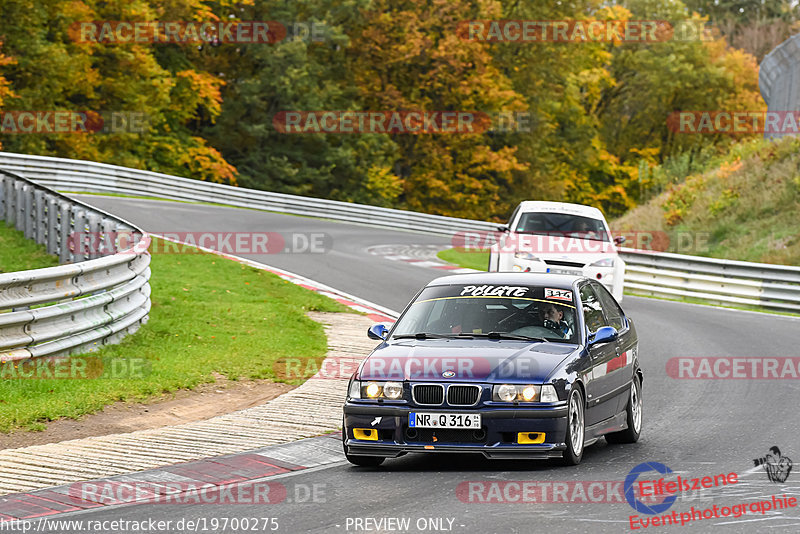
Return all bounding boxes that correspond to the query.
[48,195,800,533]
[77,195,446,312]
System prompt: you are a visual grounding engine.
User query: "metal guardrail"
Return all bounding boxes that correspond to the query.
[0,169,152,361]
[1,151,798,315]
[0,152,498,237]
[620,248,800,314]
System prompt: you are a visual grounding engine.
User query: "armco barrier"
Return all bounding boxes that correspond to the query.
[0,152,498,237]
[0,169,151,361]
[1,151,799,315]
[620,248,800,314]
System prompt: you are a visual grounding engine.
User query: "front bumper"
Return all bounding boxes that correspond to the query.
[343,403,568,460]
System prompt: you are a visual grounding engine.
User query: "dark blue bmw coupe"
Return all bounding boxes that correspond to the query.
[342,272,642,466]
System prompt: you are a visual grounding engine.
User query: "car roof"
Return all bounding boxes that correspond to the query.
[515,201,605,220]
[426,272,586,289]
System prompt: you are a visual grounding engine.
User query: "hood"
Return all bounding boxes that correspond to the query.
[358,338,578,383]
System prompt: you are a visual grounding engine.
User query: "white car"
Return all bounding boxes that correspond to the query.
[488,201,626,301]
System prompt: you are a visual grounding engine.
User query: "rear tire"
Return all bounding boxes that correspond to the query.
[561,387,585,466]
[605,374,642,444]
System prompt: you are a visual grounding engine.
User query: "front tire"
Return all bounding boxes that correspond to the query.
[344,453,385,467]
[342,418,385,467]
[605,374,642,444]
[561,387,585,466]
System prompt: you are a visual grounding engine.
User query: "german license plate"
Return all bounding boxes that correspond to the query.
[408,413,481,429]
[547,268,581,275]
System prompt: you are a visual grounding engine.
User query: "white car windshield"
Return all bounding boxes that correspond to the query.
[514,213,610,242]
[392,284,578,343]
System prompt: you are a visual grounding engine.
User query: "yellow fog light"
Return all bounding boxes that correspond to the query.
[517,432,545,444]
[521,386,537,401]
[365,382,381,398]
[354,428,379,441]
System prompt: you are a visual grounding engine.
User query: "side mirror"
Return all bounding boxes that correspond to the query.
[614,235,626,245]
[590,326,618,346]
[367,324,389,340]
[497,225,509,233]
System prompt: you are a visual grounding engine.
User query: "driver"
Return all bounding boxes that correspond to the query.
[539,302,570,338]
[573,220,599,240]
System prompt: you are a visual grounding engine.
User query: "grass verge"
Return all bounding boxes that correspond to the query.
[613,136,800,265]
[436,247,488,271]
[0,236,350,433]
[0,223,60,272]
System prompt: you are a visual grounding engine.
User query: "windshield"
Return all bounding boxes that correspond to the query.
[392,283,578,343]
[513,213,610,242]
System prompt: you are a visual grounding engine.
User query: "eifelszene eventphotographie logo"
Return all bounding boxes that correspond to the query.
[754,446,792,483]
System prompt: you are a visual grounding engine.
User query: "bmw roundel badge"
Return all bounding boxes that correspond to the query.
[442,370,456,378]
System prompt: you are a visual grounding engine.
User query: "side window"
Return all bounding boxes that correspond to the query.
[579,284,607,333]
[593,282,625,331]
[507,205,520,227]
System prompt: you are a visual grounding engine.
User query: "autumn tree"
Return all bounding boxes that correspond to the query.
[346,0,527,220]
[0,0,236,183]
[199,0,401,206]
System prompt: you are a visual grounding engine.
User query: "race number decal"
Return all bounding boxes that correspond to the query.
[545,288,572,301]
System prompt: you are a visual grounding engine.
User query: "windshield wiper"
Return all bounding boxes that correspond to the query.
[480,332,549,342]
[393,332,548,342]
[392,332,457,340]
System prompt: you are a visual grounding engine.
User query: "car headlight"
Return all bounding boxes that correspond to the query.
[353,380,405,400]
[540,384,559,402]
[365,382,381,398]
[521,386,537,402]
[514,252,539,261]
[590,258,615,267]
[493,384,542,402]
[383,381,403,399]
[495,384,518,402]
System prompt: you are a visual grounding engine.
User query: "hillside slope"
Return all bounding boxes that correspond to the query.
[612,137,800,266]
